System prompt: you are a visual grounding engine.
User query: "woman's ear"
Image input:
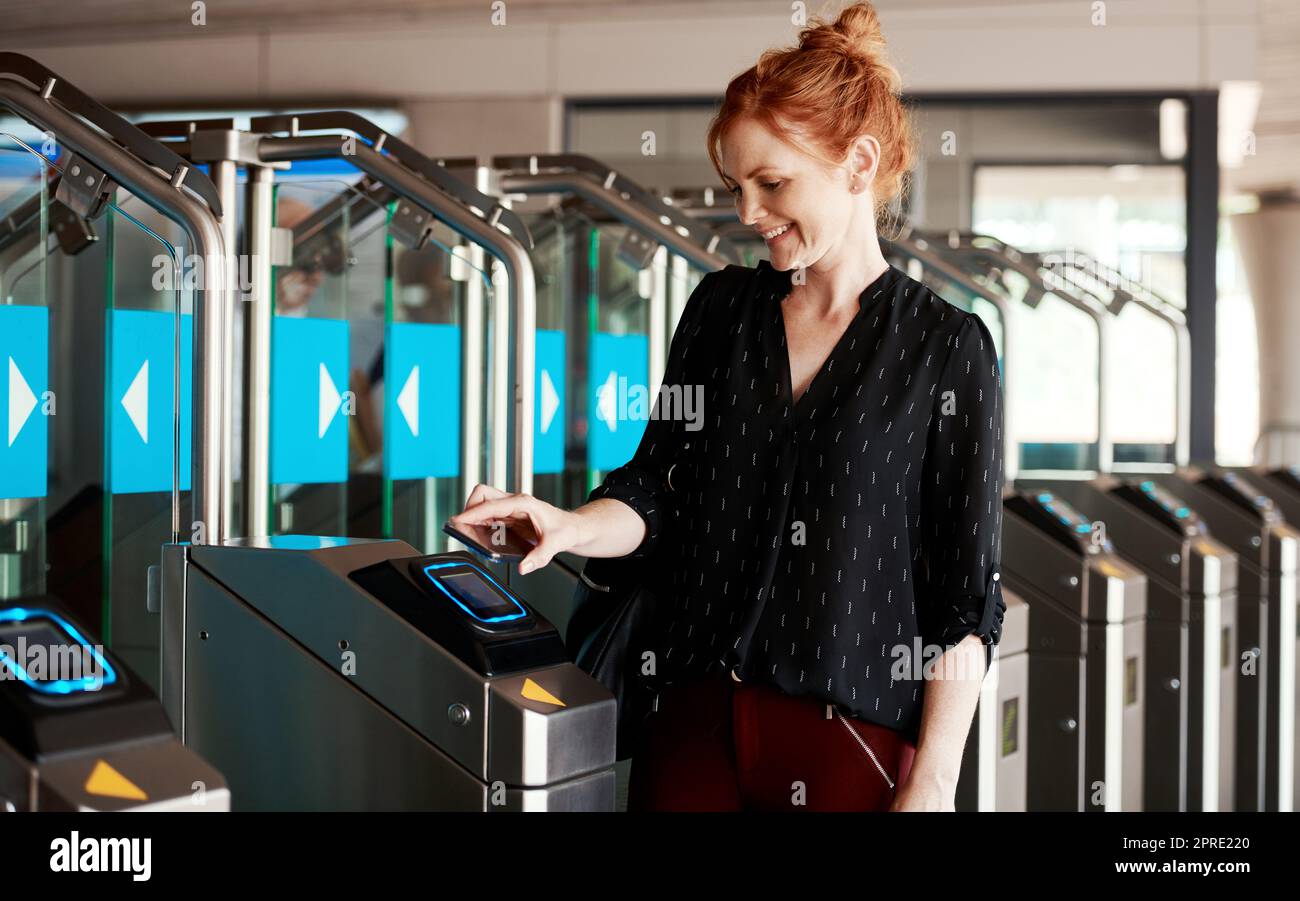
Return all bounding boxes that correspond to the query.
[848,133,882,191]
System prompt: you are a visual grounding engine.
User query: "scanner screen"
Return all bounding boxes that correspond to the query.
[0,618,102,685]
[439,571,522,621]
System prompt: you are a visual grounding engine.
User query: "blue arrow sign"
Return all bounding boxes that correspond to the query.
[534,329,565,475]
[385,322,460,480]
[588,332,648,473]
[0,305,48,500]
[271,316,350,485]
[107,309,191,494]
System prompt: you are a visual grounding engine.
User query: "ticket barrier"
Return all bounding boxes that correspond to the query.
[1002,490,1147,811]
[0,599,228,811]
[157,537,617,811]
[955,591,1028,811]
[1023,476,1238,811]
[1149,468,1297,812]
[1224,464,1300,812]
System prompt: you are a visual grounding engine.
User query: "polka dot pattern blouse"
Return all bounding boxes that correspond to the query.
[586,259,1006,741]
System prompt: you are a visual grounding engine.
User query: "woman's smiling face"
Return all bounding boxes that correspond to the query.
[719,115,878,274]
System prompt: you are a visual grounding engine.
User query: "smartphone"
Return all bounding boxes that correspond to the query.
[443,519,537,563]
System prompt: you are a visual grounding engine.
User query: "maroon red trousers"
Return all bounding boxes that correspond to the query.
[627,670,917,812]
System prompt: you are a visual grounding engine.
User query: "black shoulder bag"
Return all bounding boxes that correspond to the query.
[564,549,665,762]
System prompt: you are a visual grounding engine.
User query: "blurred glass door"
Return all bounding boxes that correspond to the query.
[974,164,1184,472]
[524,208,709,510]
[265,178,496,555]
[0,135,186,691]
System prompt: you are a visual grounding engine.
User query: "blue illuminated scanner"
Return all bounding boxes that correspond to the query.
[419,562,529,625]
[0,607,118,696]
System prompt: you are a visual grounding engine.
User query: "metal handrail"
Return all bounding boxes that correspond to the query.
[492,156,742,271]
[141,112,542,500]
[0,54,231,543]
[251,112,534,252]
[0,54,225,217]
[1036,248,1190,467]
[258,133,539,496]
[907,227,1116,475]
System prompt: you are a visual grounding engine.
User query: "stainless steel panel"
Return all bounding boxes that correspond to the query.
[508,768,616,811]
[1004,505,1146,810]
[163,537,617,809]
[187,538,492,779]
[0,736,35,811]
[487,666,616,787]
[1152,472,1270,810]
[38,738,230,812]
[159,542,188,736]
[956,591,1028,812]
[1264,533,1298,812]
[184,565,489,810]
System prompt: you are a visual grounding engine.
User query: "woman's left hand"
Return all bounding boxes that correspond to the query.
[888,772,955,812]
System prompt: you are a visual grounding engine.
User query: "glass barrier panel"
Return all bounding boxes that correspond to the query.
[102,190,187,690]
[268,178,389,540]
[0,138,187,691]
[0,138,49,611]
[385,214,494,553]
[585,222,652,494]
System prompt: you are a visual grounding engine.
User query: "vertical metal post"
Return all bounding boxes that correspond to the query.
[669,254,688,329]
[514,254,535,499]
[210,159,239,538]
[243,164,274,537]
[492,261,511,492]
[1175,319,1192,467]
[647,245,667,399]
[1097,313,1113,473]
[1186,91,1219,465]
[461,168,488,497]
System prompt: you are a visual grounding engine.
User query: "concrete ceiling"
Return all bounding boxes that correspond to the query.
[0,0,1293,197]
[0,0,1116,43]
[1242,0,1300,197]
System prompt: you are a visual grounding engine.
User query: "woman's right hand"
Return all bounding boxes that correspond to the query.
[449,484,587,575]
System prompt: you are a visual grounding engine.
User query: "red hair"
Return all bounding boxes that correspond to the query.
[706,1,917,229]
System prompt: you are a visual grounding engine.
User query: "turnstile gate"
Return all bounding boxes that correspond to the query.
[1024,476,1238,811]
[158,537,617,810]
[0,599,228,811]
[1002,489,1147,810]
[1150,468,1297,812]
[1225,465,1300,811]
[956,591,1028,811]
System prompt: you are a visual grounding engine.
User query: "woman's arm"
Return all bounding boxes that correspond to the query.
[452,269,723,574]
[899,311,1007,811]
[578,269,721,562]
[566,497,651,560]
[891,633,986,811]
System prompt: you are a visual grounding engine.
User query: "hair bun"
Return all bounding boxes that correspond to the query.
[798,2,889,68]
[707,0,916,231]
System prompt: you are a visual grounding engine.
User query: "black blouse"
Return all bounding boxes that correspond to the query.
[586,258,1006,741]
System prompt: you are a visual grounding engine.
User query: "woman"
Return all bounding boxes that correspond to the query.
[450,1,1005,812]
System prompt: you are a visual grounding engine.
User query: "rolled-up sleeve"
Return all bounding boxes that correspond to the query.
[917,312,1006,672]
[585,269,720,560]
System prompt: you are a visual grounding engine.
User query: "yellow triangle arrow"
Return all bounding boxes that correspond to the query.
[521,677,566,707]
[84,760,148,801]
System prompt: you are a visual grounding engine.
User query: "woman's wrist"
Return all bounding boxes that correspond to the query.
[905,766,957,792]
[901,750,961,796]
[565,506,597,554]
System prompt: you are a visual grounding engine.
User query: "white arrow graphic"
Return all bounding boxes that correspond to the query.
[121,359,149,444]
[319,362,342,438]
[8,356,37,447]
[540,369,558,434]
[595,370,618,433]
[397,365,419,437]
